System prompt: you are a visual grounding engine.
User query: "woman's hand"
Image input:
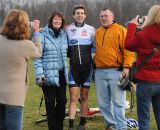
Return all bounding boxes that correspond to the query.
[129,15,140,25]
[38,77,46,86]
[33,20,40,32]
[138,16,147,29]
[122,68,129,78]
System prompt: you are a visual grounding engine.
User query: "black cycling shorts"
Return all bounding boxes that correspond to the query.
[69,64,93,88]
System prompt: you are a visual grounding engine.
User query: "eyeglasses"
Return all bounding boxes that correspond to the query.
[100,15,108,18]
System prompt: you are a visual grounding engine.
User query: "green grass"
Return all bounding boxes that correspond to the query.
[23,61,157,130]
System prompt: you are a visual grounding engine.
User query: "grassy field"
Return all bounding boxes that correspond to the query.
[23,61,157,130]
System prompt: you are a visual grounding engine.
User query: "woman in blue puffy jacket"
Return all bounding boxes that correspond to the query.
[34,11,68,130]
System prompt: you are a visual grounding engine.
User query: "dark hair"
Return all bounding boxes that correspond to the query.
[1,9,30,40]
[73,5,86,15]
[48,11,65,29]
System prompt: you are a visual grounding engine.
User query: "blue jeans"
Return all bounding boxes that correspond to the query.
[136,83,160,130]
[0,104,23,130]
[95,68,127,130]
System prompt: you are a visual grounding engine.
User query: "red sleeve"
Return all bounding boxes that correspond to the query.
[125,23,140,52]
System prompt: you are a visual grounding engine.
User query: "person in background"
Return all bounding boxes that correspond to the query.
[94,8,135,130]
[0,9,41,130]
[125,5,160,130]
[65,4,95,130]
[34,11,68,130]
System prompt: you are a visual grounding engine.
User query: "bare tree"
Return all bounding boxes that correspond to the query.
[0,0,158,27]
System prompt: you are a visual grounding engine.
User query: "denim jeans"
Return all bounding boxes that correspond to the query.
[95,68,127,130]
[136,82,160,130]
[0,104,23,130]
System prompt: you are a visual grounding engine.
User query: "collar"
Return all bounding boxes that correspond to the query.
[74,22,85,27]
[103,21,116,29]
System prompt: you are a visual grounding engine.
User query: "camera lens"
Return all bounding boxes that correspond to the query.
[138,17,145,25]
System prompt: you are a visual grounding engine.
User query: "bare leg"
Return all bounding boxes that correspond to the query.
[80,88,89,117]
[69,87,79,119]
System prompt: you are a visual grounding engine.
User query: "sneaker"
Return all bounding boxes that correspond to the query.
[77,125,86,130]
[127,118,139,129]
[68,128,74,130]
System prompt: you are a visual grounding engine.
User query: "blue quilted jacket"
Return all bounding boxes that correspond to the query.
[34,26,68,87]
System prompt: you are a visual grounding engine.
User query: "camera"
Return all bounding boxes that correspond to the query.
[29,20,40,29]
[29,21,35,28]
[119,77,133,91]
[137,16,145,25]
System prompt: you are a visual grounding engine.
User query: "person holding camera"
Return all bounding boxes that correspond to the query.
[0,9,41,130]
[125,5,160,130]
[94,8,135,130]
[34,11,68,130]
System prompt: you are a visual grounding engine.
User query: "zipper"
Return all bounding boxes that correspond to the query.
[77,28,82,64]
[102,28,107,46]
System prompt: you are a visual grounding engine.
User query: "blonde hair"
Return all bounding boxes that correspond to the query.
[1,9,31,40]
[143,5,160,27]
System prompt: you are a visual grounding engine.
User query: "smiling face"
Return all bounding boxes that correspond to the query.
[73,9,86,24]
[52,15,62,30]
[100,9,114,27]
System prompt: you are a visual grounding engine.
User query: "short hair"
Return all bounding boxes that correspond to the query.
[73,5,86,15]
[48,11,65,29]
[101,8,114,16]
[143,5,160,27]
[1,9,30,40]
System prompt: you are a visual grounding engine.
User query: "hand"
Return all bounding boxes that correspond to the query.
[33,20,40,32]
[38,77,46,86]
[138,16,147,29]
[129,15,139,26]
[122,68,129,78]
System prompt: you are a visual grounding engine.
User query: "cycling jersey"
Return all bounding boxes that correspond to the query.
[66,23,95,87]
[66,23,95,65]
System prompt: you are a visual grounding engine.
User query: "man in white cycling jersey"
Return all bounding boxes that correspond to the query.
[66,5,95,130]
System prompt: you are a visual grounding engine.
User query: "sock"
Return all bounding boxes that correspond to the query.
[69,119,74,128]
[79,117,86,126]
